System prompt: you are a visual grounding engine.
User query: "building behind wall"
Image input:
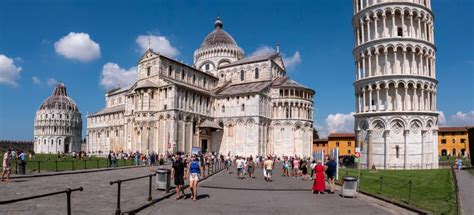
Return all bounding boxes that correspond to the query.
[312,133,356,157]
[438,127,470,158]
[86,17,315,157]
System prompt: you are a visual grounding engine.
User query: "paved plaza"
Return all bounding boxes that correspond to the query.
[0,164,414,215]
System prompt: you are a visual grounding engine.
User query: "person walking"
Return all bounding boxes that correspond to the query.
[310,160,316,180]
[263,156,274,182]
[188,154,203,201]
[2,149,12,182]
[312,160,326,194]
[236,156,245,179]
[225,156,231,174]
[325,158,337,194]
[247,157,255,179]
[293,157,300,178]
[301,158,308,181]
[171,152,186,200]
[456,157,462,171]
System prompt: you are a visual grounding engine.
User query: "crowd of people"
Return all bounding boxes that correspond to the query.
[1,149,27,182]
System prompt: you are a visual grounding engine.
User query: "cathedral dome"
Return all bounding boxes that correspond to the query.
[39,82,79,111]
[200,17,239,49]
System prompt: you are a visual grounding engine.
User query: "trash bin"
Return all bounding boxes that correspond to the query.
[341,176,358,198]
[17,161,26,175]
[155,168,171,192]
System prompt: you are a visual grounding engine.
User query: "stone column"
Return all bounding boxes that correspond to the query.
[404,86,408,111]
[367,130,373,169]
[368,87,373,111]
[361,54,366,78]
[421,130,427,169]
[362,89,366,112]
[384,130,390,169]
[382,13,388,38]
[366,18,372,41]
[391,11,396,37]
[404,130,409,169]
[361,20,365,43]
[394,86,399,111]
[368,52,372,77]
[385,85,389,111]
[376,86,380,111]
[417,16,422,39]
[374,16,379,39]
[375,50,380,75]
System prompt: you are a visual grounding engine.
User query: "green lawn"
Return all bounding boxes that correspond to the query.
[1,154,136,173]
[339,168,457,215]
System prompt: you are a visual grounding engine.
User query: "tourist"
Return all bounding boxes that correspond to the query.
[247,157,255,179]
[111,152,117,167]
[236,156,244,179]
[312,160,326,194]
[325,158,337,194]
[108,151,112,167]
[310,160,316,180]
[456,157,462,171]
[2,149,12,182]
[171,152,186,200]
[301,158,308,181]
[225,156,231,174]
[263,156,274,182]
[134,151,140,166]
[188,154,203,201]
[293,157,300,178]
[149,152,156,172]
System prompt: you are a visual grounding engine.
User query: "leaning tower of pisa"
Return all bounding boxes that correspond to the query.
[352,0,439,169]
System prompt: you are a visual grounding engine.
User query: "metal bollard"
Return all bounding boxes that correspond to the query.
[379,176,383,193]
[96,160,99,169]
[38,161,41,173]
[408,179,412,205]
[55,161,58,171]
[72,161,75,171]
[148,175,153,201]
[84,160,87,169]
[111,180,122,215]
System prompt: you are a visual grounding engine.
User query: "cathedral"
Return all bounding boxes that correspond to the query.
[86,17,315,157]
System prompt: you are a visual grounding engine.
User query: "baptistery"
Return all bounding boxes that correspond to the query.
[34,82,82,153]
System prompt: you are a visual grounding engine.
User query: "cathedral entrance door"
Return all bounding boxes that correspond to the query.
[201,139,208,153]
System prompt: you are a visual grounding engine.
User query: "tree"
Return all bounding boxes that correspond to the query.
[313,128,320,140]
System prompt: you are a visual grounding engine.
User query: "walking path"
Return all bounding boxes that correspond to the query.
[456,170,474,215]
[0,166,163,215]
[140,164,415,215]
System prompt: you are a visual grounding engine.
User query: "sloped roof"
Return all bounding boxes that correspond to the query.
[313,138,328,143]
[90,105,125,117]
[198,120,222,130]
[216,81,272,96]
[220,53,279,68]
[135,80,158,90]
[439,127,467,132]
[272,77,314,92]
[328,133,355,138]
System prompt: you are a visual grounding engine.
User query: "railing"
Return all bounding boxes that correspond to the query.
[0,187,83,215]
[118,160,226,214]
[7,159,136,174]
[110,174,155,215]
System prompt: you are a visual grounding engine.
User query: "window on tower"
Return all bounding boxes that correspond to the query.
[396,145,400,158]
[147,67,151,76]
[205,64,210,71]
[240,70,245,81]
[255,68,259,79]
[397,27,403,37]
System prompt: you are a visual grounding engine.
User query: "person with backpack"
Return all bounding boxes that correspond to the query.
[188,154,203,201]
[325,158,337,194]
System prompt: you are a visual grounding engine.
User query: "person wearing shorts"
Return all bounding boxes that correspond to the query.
[188,154,203,201]
[263,156,274,182]
[171,152,186,200]
[2,149,12,182]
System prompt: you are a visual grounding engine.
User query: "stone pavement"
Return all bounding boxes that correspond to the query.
[456,170,474,215]
[0,166,171,215]
[140,164,414,215]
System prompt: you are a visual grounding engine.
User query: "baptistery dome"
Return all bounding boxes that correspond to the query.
[194,17,244,75]
[34,82,83,154]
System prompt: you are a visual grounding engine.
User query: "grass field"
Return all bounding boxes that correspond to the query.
[1,154,136,174]
[339,168,457,215]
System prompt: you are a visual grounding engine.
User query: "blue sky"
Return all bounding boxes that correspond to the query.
[0,0,473,140]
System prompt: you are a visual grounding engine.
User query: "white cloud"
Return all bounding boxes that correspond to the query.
[0,54,22,86]
[31,76,59,87]
[32,76,41,85]
[136,34,179,58]
[47,78,58,86]
[249,45,302,70]
[440,110,474,126]
[54,32,101,62]
[250,46,275,57]
[100,62,137,90]
[315,112,355,137]
[283,51,302,69]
